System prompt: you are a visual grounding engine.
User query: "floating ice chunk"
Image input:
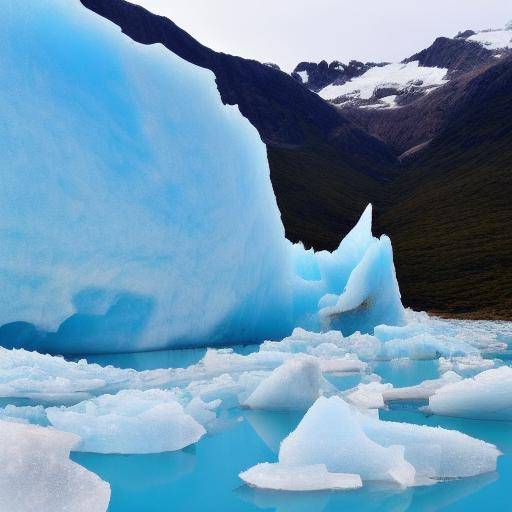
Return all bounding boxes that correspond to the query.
[185,396,221,426]
[239,463,362,491]
[46,389,206,453]
[0,347,174,403]
[425,366,512,421]
[360,415,500,481]
[0,404,48,425]
[320,236,405,335]
[0,420,110,511]
[243,395,499,491]
[438,356,498,377]
[200,343,365,378]
[279,397,416,486]
[381,334,478,360]
[382,371,462,402]
[345,381,393,409]
[243,359,322,411]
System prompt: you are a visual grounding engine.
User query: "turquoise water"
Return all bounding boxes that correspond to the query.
[67,352,511,512]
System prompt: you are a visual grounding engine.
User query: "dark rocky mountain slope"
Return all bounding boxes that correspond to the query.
[376,57,512,318]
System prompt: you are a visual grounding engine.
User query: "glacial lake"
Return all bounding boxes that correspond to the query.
[65,350,512,512]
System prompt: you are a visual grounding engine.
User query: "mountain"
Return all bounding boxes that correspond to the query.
[294,28,511,112]
[376,56,512,318]
[79,0,511,319]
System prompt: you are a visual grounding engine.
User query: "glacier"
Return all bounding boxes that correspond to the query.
[0,0,404,354]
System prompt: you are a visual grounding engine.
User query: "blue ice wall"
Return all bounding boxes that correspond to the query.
[0,0,404,353]
[0,0,293,353]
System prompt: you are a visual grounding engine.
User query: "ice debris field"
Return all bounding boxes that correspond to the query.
[0,1,511,511]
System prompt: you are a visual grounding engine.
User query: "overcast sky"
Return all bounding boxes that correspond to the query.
[134,1,511,71]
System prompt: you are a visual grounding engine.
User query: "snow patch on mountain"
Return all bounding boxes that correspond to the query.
[319,61,447,105]
[468,28,512,50]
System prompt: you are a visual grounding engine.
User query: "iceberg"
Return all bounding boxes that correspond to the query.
[319,235,405,335]
[46,389,207,453]
[243,358,322,411]
[345,381,393,409]
[425,366,512,421]
[241,396,500,490]
[278,397,416,486]
[0,0,405,354]
[0,420,110,512]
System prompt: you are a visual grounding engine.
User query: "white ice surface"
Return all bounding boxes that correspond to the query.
[438,355,498,377]
[426,366,512,421]
[46,389,207,454]
[382,371,462,402]
[360,414,500,481]
[240,463,362,491]
[279,397,416,486]
[0,420,110,511]
[243,358,322,411]
[242,395,500,490]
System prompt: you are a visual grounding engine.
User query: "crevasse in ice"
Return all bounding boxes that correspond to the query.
[0,0,404,354]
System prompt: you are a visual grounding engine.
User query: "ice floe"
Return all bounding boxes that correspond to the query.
[243,359,322,411]
[277,397,416,487]
[424,366,512,421]
[0,420,110,511]
[438,355,499,377]
[240,463,362,491]
[46,389,207,454]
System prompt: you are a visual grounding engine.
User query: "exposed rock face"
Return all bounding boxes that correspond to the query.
[455,29,476,40]
[292,60,388,92]
[404,37,495,75]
